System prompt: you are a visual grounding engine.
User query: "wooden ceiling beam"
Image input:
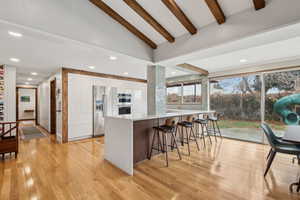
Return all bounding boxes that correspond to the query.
[161,0,197,35]
[89,0,157,49]
[253,0,265,10]
[177,63,208,76]
[204,0,226,24]
[123,0,175,43]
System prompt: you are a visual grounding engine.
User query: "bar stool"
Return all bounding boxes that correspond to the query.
[207,112,223,141]
[149,118,182,167]
[175,115,200,155]
[208,113,223,138]
[193,117,212,148]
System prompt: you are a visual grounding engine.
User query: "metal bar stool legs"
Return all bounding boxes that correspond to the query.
[194,120,212,146]
[208,113,223,140]
[189,127,200,151]
[199,123,206,148]
[149,126,182,167]
[175,124,200,155]
[148,128,162,160]
[162,132,169,166]
[171,131,182,161]
[214,120,222,138]
[210,120,217,142]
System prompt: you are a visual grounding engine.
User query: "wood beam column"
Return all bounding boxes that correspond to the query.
[253,0,265,10]
[62,68,68,143]
[204,0,226,24]
[162,0,197,35]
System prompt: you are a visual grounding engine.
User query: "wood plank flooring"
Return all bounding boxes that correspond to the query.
[0,130,300,200]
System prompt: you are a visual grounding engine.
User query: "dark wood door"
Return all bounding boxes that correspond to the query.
[50,80,56,134]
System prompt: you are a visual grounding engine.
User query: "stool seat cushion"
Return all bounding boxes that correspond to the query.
[153,125,175,133]
[177,121,193,127]
[194,119,208,124]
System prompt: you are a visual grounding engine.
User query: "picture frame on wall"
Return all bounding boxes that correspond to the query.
[21,96,31,102]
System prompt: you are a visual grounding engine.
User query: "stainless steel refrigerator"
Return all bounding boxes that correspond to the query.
[93,85,107,137]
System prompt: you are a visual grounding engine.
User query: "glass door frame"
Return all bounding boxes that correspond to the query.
[208,66,300,144]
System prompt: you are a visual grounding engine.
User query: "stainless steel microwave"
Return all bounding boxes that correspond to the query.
[118,106,131,115]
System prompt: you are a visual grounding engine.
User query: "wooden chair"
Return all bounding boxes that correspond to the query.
[0,122,19,159]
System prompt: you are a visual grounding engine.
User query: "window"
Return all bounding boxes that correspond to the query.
[167,83,201,104]
[167,86,181,104]
[183,85,194,103]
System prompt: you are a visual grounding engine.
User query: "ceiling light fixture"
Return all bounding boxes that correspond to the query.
[123,72,129,75]
[25,82,29,85]
[171,71,176,75]
[88,66,95,69]
[109,56,117,60]
[10,58,20,62]
[31,72,38,76]
[240,59,248,63]
[27,78,33,81]
[8,31,23,38]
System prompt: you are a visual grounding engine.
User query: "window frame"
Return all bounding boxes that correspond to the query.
[166,83,202,105]
[166,84,183,105]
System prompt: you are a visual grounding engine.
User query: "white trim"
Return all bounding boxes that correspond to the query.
[68,135,93,142]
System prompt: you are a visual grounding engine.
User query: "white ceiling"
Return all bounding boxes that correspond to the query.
[103,0,256,45]
[0,20,190,85]
[189,36,300,73]
[0,21,149,85]
[1,0,300,86]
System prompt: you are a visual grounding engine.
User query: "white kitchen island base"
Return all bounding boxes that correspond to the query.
[104,110,215,176]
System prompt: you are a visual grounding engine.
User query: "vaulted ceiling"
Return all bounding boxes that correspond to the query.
[89,0,266,48]
[2,0,300,85]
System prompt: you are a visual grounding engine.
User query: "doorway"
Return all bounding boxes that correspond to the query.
[16,87,38,123]
[50,79,56,134]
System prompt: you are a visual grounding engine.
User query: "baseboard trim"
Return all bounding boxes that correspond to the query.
[18,119,36,121]
[68,135,94,142]
[56,135,63,143]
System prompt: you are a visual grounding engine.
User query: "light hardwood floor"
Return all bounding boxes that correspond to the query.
[0,129,299,200]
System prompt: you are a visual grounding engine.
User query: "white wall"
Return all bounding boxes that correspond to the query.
[38,80,50,130]
[38,70,62,142]
[68,73,147,141]
[4,65,16,122]
[18,88,35,119]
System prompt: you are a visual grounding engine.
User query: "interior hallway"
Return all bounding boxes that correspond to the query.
[18,121,48,141]
[0,135,299,200]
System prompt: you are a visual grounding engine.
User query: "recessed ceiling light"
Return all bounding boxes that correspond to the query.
[109,56,117,60]
[10,58,20,62]
[31,72,38,76]
[8,31,23,38]
[88,66,95,69]
[25,82,29,85]
[240,59,248,63]
[27,78,33,81]
[123,72,129,75]
[171,71,176,75]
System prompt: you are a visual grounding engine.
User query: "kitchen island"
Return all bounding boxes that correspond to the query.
[104,110,215,175]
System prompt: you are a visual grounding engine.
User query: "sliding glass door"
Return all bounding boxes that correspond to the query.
[210,75,262,143]
[263,70,300,137]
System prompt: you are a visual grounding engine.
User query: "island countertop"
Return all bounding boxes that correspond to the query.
[105,109,215,121]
